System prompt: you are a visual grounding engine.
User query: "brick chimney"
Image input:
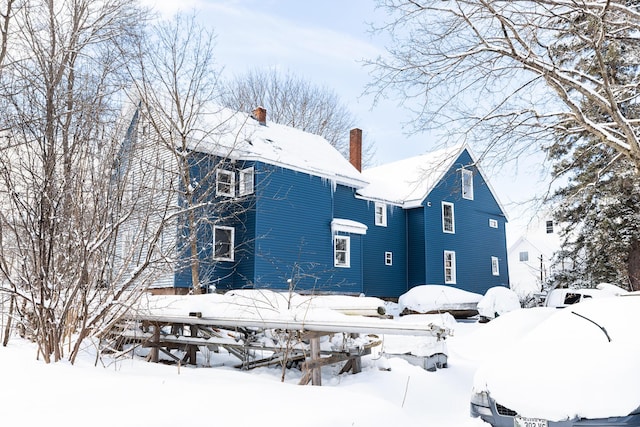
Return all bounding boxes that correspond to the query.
[252,106,267,125]
[349,128,362,172]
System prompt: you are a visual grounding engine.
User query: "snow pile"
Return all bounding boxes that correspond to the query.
[595,282,629,296]
[472,294,640,421]
[453,307,557,362]
[476,286,521,320]
[398,285,482,314]
[2,292,639,426]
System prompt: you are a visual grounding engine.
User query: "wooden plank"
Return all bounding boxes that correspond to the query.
[309,335,322,386]
[303,353,350,371]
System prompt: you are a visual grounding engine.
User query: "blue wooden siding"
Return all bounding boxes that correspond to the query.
[170,147,508,298]
[246,165,363,294]
[333,186,408,297]
[174,153,257,291]
[407,207,426,287]
[422,150,509,295]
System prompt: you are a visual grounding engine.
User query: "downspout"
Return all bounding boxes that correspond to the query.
[405,207,409,293]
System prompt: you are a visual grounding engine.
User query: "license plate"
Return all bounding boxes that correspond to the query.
[514,416,548,427]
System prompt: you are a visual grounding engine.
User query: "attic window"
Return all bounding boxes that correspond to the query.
[519,251,529,262]
[462,169,474,200]
[489,219,498,228]
[546,220,554,234]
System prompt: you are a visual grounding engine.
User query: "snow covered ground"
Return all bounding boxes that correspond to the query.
[1,289,637,427]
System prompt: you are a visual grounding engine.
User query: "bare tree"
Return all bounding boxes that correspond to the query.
[0,0,153,362]
[130,13,254,295]
[222,68,372,164]
[368,1,640,172]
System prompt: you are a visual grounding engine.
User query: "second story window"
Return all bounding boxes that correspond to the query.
[546,220,554,234]
[216,169,235,197]
[375,202,387,227]
[442,202,455,234]
[239,167,254,196]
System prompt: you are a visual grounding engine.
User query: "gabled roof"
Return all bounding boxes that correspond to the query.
[357,144,508,215]
[508,234,560,260]
[190,107,368,188]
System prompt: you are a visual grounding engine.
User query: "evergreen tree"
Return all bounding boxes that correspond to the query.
[547,144,640,290]
[546,0,640,290]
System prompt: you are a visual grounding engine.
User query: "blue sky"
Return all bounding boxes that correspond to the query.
[142,0,549,242]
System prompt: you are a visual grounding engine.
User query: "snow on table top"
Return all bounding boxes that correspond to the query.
[134,290,452,337]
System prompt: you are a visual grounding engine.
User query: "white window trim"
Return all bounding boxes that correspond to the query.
[213,225,235,261]
[385,251,393,266]
[216,168,235,197]
[489,219,498,228]
[239,166,254,196]
[334,235,350,268]
[462,169,474,200]
[444,250,456,284]
[442,202,455,234]
[374,202,387,227]
[491,256,500,276]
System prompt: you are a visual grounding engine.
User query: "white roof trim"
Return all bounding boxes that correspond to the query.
[331,219,368,235]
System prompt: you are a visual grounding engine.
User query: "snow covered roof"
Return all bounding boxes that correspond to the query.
[139,102,505,210]
[357,144,464,207]
[357,143,507,215]
[189,107,368,188]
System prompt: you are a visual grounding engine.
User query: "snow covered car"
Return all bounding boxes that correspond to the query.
[543,283,628,308]
[470,294,640,427]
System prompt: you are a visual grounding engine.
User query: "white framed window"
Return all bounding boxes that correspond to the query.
[444,250,456,284]
[213,226,234,261]
[442,202,455,234]
[462,169,474,200]
[546,220,554,234]
[519,251,529,262]
[239,166,254,196]
[216,169,235,197]
[491,256,500,276]
[334,235,350,268]
[489,219,498,228]
[385,251,393,266]
[374,202,387,227]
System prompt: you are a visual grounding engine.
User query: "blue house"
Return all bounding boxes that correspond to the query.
[123,106,509,299]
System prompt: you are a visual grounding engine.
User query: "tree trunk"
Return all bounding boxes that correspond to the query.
[628,238,640,291]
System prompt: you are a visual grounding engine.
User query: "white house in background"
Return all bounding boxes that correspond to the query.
[508,216,565,299]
